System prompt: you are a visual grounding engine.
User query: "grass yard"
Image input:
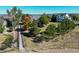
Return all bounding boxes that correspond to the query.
[40,22,59,32]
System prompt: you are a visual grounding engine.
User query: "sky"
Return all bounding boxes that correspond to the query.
[0,6,79,14]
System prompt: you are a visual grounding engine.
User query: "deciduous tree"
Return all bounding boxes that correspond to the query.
[38,14,50,27]
[22,14,32,30]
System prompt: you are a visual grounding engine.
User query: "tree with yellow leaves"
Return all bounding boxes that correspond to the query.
[22,14,32,30]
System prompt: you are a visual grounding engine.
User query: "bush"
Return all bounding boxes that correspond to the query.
[72,15,79,21]
[2,35,13,48]
[0,35,13,50]
[29,26,40,37]
[0,23,4,33]
[33,36,44,43]
[33,32,54,43]
[45,24,56,36]
[33,35,50,43]
[57,18,75,34]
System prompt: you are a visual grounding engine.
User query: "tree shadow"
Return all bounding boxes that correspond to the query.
[16,28,25,32]
[21,32,31,37]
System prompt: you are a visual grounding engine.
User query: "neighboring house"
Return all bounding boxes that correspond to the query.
[65,14,72,20]
[56,14,64,22]
[56,14,72,22]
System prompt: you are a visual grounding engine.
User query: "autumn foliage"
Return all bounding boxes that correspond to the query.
[22,14,32,30]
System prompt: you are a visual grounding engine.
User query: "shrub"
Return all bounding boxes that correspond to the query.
[29,26,40,37]
[0,23,4,33]
[0,35,13,50]
[72,15,79,21]
[33,36,44,43]
[33,32,54,43]
[45,24,56,36]
[57,18,75,34]
[33,34,49,43]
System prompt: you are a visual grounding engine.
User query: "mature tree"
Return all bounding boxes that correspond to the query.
[38,14,50,27]
[6,6,23,41]
[29,20,40,36]
[51,14,57,22]
[22,14,32,30]
[6,6,18,29]
[30,19,38,27]
[15,9,23,24]
[7,6,23,28]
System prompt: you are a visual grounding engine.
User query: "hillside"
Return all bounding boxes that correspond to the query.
[30,26,79,52]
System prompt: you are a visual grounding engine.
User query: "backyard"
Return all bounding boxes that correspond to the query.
[0,6,79,53]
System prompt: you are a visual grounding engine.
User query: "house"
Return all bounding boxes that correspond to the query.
[56,14,65,22]
[56,13,72,22]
